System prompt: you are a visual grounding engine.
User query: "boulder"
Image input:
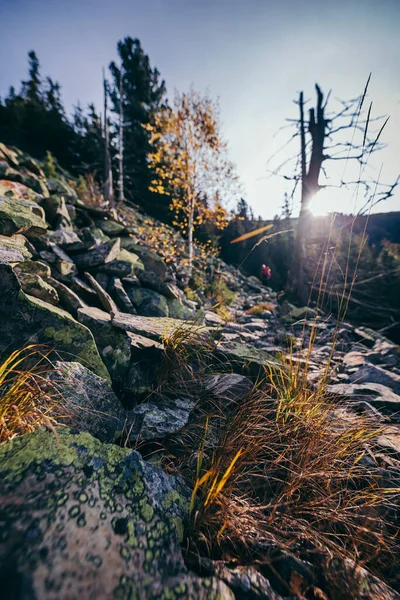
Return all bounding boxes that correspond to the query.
[120,238,167,278]
[45,229,84,251]
[0,179,43,203]
[0,161,49,196]
[0,233,32,263]
[128,398,196,441]
[77,306,131,383]
[41,195,72,229]
[14,265,59,304]
[111,312,184,341]
[0,263,109,381]
[0,194,47,237]
[0,429,231,599]
[205,374,252,404]
[47,361,129,442]
[139,270,181,299]
[73,238,121,269]
[96,218,126,236]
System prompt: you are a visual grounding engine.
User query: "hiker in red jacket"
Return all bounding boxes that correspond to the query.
[260,264,271,283]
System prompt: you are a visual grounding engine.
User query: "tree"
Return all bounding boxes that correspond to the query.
[268,80,399,304]
[146,89,240,272]
[109,37,166,211]
[103,68,113,204]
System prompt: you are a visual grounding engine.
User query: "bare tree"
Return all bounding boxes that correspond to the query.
[268,79,399,304]
[102,67,113,205]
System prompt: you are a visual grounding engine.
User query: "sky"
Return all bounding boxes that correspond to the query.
[1,0,399,218]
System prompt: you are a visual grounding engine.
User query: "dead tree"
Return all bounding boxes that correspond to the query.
[267,79,399,304]
[102,68,114,205]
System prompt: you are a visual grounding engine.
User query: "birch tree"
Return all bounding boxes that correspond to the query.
[146,89,240,273]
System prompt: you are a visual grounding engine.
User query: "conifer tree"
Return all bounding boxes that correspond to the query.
[109,37,166,211]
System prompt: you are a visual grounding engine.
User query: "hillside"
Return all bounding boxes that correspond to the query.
[0,143,400,599]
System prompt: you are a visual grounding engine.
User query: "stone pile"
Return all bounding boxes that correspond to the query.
[0,142,399,599]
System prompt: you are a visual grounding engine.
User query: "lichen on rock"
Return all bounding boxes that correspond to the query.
[0,428,233,599]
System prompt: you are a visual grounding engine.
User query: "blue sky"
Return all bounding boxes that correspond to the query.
[1,0,399,217]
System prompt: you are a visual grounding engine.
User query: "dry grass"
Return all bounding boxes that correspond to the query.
[158,327,399,595]
[245,302,276,316]
[0,344,65,442]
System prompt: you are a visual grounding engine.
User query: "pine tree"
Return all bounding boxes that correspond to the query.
[109,37,167,212]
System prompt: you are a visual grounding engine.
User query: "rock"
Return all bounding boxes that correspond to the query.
[327,382,400,413]
[96,258,133,277]
[353,326,379,348]
[0,263,109,381]
[80,226,110,247]
[216,342,278,377]
[111,312,184,341]
[120,238,167,277]
[139,270,181,299]
[205,374,252,404]
[84,271,118,314]
[49,277,87,314]
[0,194,47,237]
[140,289,170,317]
[347,364,400,395]
[0,429,231,600]
[126,332,164,351]
[110,277,136,314]
[46,176,77,199]
[97,248,145,276]
[14,266,58,305]
[324,557,400,600]
[282,305,317,323]
[47,361,128,442]
[0,161,49,196]
[96,218,126,236]
[70,275,97,302]
[45,229,84,251]
[73,238,121,269]
[168,297,193,319]
[127,286,169,317]
[77,306,131,383]
[0,233,32,263]
[41,195,72,229]
[128,398,196,441]
[0,179,43,203]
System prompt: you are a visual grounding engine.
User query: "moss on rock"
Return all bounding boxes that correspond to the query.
[0,429,233,599]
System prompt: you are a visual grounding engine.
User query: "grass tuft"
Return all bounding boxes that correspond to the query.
[0,344,65,442]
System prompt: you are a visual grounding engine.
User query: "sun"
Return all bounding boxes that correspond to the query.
[308,186,359,216]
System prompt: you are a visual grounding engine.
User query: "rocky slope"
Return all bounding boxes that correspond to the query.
[0,143,399,599]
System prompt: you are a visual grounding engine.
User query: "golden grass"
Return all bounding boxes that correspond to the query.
[0,344,65,442]
[158,326,398,594]
[245,302,276,316]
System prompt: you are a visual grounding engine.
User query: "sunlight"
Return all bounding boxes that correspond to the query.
[308,186,359,216]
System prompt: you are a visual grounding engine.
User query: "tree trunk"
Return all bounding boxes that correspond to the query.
[118,70,125,203]
[188,194,194,275]
[288,85,326,305]
[103,68,113,205]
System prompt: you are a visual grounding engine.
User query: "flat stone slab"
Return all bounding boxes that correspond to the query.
[328,382,400,412]
[111,311,185,341]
